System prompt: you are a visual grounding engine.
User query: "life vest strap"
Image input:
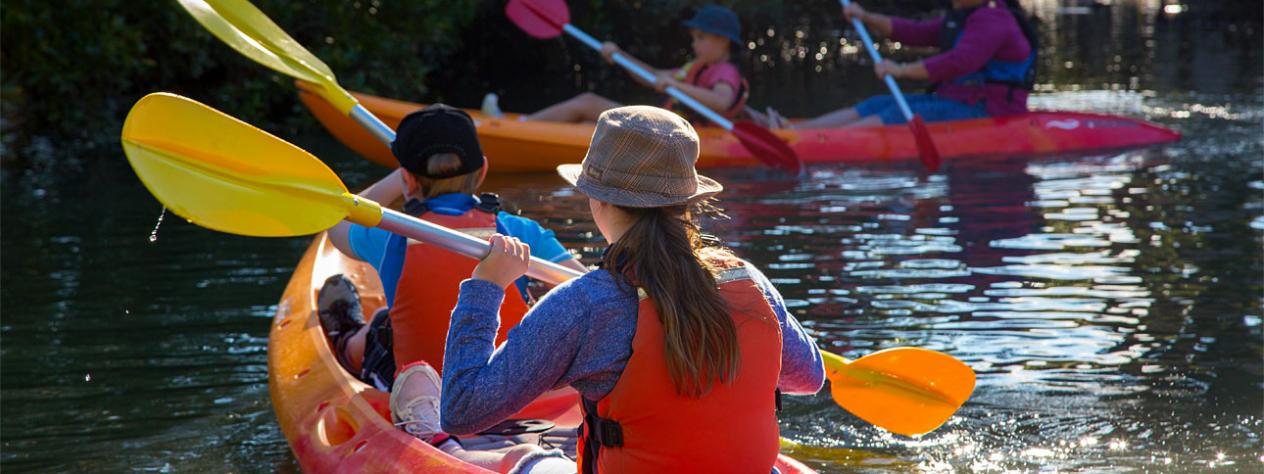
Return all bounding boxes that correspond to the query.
[932,2,1038,96]
[633,265,751,302]
[475,192,502,214]
[586,412,625,448]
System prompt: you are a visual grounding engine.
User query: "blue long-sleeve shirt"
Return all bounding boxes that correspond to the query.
[439,261,825,435]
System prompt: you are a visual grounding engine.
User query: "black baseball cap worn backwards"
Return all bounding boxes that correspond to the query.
[390,104,486,179]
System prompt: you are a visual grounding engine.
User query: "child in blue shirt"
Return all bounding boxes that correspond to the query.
[319,105,586,392]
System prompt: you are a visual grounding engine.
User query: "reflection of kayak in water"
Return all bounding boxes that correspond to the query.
[270,235,818,473]
[298,83,1180,173]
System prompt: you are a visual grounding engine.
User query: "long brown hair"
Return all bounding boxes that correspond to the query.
[603,204,738,397]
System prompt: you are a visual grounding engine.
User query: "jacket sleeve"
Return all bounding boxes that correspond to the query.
[889,16,944,48]
[920,9,1011,82]
[746,264,825,395]
[439,278,589,434]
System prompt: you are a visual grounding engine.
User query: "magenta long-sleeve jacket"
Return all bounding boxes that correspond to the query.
[889,1,1033,116]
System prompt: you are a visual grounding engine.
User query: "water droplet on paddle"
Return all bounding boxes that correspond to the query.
[149,207,166,243]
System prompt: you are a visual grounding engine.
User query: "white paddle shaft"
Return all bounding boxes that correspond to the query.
[839,0,916,121]
[377,208,584,286]
[561,24,735,130]
[350,104,397,144]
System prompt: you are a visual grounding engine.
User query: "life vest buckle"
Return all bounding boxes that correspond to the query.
[590,415,624,448]
[475,192,502,213]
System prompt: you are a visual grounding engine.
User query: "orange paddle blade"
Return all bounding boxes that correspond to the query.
[822,347,975,436]
[908,115,942,172]
[506,0,569,39]
[732,120,803,175]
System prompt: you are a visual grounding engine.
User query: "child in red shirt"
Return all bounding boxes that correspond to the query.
[522,5,749,125]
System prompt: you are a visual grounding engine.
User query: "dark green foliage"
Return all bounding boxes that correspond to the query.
[1,0,479,170]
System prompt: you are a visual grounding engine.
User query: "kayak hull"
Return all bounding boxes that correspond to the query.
[298,83,1180,172]
[269,236,818,473]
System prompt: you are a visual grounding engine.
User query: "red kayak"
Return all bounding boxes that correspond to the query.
[298,83,1180,172]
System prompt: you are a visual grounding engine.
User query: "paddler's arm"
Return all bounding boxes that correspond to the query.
[656,77,738,117]
[600,42,673,89]
[494,212,590,276]
[846,2,946,48]
[560,258,588,272]
[747,263,825,395]
[874,60,930,81]
[329,168,407,259]
[906,7,1012,83]
[439,235,590,435]
[842,2,894,38]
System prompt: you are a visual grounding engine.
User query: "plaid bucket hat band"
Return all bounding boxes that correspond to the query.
[558,105,722,208]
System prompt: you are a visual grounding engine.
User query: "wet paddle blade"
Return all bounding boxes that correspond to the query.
[175,0,358,114]
[732,121,804,175]
[823,347,975,436]
[908,115,942,172]
[120,93,380,237]
[506,0,570,39]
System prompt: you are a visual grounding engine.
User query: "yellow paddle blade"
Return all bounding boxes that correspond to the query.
[120,93,381,237]
[175,0,358,114]
[822,347,976,436]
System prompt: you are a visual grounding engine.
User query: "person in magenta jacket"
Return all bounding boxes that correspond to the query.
[763,0,1037,129]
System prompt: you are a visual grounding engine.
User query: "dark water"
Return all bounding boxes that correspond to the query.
[3,1,1261,472]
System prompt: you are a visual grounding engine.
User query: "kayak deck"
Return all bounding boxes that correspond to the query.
[297,82,1180,173]
[269,236,818,472]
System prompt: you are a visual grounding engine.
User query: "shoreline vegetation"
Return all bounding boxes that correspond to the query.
[0,0,482,172]
[2,0,1259,175]
[0,0,956,174]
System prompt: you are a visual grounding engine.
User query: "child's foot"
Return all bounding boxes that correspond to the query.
[481,93,504,119]
[391,362,446,444]
[765,106,791,129]
[317,274,365,369]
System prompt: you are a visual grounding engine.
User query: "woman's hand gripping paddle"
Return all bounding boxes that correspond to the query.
[839,0,942,172]
[175,0,396,145]
[506,0,803,176]
[120,93,973,436]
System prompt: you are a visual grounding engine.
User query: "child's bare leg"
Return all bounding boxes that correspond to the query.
[525,92,620,123]
[840,114,885,128]
[790,107,862,129]
[340,324,370,373]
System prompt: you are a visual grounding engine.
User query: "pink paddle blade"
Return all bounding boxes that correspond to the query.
[732,120,803,175]
[506,0,570,39]
[908,115,942,172]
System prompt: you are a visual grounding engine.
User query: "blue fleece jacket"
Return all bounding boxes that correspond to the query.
[438,261,825,435]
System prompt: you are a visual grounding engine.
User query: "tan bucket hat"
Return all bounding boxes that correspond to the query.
[557,105,723,208]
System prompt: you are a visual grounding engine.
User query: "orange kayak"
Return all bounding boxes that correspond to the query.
[298,82,1180,173]
[269,235,818,472]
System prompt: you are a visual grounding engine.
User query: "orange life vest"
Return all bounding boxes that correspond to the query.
[388,207,530,372]
[577,261,783,473]
[663,61,751,124]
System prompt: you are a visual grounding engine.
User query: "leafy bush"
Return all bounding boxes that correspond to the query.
[1,0,479,170]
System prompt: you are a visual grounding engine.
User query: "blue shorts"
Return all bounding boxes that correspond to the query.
[854,94,988,125]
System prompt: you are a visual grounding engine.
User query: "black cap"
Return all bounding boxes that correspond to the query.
[390,104,486,179]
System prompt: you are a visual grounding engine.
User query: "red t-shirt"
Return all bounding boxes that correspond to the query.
[672,61,745,117]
